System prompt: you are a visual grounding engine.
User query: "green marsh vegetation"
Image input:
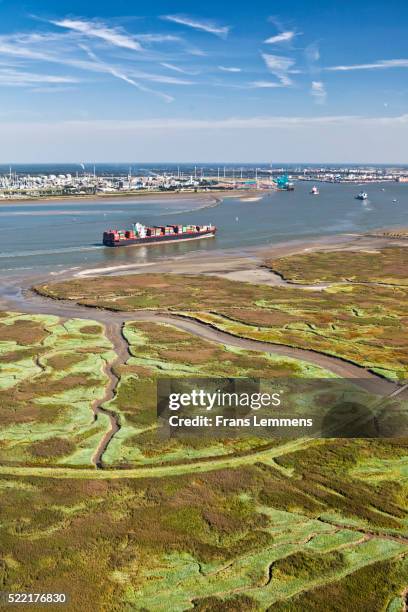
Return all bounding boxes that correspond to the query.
[36,246,408,380]
[265,246,408,286]
[102,321,336,468]
[1,437,408,611]
[0,313,115,466]
[1,246,407,609]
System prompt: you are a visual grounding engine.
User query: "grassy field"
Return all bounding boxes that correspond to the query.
[0,312,115,467]
[1,438,408,611]
[265,247,408,286]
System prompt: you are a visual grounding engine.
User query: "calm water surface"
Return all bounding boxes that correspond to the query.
[0,182,407,278]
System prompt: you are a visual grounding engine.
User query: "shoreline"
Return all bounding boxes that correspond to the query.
[2,230,407,308]
[0,188,260,206]
[1,229,407,294]
[69,232,408,286]
[1,178,406,204]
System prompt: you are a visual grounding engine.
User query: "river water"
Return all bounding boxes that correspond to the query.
[0,181,407,279]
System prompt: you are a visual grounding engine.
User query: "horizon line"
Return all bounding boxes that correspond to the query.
[1,161,408,166]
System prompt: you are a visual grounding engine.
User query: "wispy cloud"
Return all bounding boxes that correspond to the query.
[261,53,295,86]
[0,38,55,61]
[250,80,283,88]
[327,59,408,71]
[218,66,241,72]
[160,62,194,74]
[10,31,68,44]
[264,31,297,44]
[129,70,194,85]
[81,47,174,102]
[0,68,79,87]
[51,18,143,51]
[162,14,230,38]
[0,38,120,76]
[0,33,181,100]
[310,81,327,104]
[134,34,182,43]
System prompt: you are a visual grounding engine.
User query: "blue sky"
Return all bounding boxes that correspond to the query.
[0,0,407,162]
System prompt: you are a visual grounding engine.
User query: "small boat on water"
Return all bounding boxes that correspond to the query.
[310,185,320,195]
[355,192,368,200]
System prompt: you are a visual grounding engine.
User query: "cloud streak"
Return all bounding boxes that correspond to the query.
[0,69,79,87]
[327,59,408,71]
[128,70,194,85]
[160,62,195,74]
[162,14,230,38]
[0,34,181,101]
[0,38,56,61]
[51,18,143,51]
[261,53,295,86]
[134,34,182,43]
[82,47,174,102]
[218,66,241,72]
[250,80,283,88]
[264,31,297,44]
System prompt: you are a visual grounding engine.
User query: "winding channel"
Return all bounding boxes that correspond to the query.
[0,277,405,471]
[90,320,130,468]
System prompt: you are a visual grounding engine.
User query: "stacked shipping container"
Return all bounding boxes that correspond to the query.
[103,222,216,247]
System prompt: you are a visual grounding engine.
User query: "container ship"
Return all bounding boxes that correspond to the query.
[103,222,216,247]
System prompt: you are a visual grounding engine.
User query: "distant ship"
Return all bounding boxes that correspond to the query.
[103,222,216,247]
[355,192,368,200]
[275,175,295,191]
[310,185,320,195]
